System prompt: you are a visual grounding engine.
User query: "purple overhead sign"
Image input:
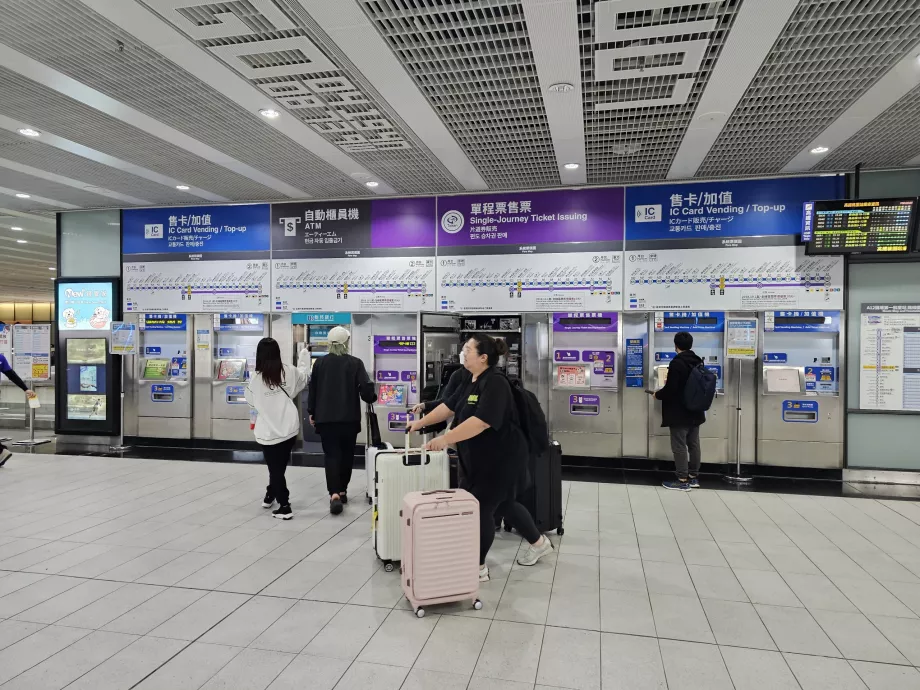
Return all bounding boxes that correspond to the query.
[437,188,624,253]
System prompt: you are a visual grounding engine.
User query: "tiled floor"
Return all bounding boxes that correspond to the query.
[3,457,920,690]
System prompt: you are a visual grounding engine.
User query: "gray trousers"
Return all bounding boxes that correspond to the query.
[669,426,701,480]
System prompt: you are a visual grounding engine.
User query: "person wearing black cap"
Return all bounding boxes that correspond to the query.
[0,323,35,467]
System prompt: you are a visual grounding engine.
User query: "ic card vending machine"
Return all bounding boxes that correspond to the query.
[758,310,843,468]
[291,312,352,445]
[136,313,192,438]
[211,313,268,442]
[549,312,621,458]
[649,312,728,462]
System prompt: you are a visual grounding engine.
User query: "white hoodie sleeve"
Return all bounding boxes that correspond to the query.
[286,350,311,398]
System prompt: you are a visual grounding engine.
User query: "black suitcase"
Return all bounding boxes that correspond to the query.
[508,441,564,536]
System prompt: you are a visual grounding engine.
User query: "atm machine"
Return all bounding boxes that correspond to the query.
[459,314,522,379]
[758,310,844,468]
[549,312,621,458]
[136,313,192,438]
[649,311,729,462]
[211,313,269,442]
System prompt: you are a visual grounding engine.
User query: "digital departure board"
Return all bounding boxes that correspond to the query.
[804,198,918,255]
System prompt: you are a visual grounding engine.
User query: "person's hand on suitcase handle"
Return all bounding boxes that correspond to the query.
[424,435,450,452]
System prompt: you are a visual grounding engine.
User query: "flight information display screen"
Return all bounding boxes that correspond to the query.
[805,198,918,254]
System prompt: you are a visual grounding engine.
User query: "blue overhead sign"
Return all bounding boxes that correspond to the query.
[291,312,352,325]
[625,176,844,243]
[122,204,270,255]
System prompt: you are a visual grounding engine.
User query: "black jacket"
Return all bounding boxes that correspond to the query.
[423,367,471,414]
[307,354,376,425]
[655,350,707,428]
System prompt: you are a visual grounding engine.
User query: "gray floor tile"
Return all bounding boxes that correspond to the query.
[136,551,223,586]
[850,660,920,689]
[600,588,656,636]
[638,535,684,564]
[867,615,920,665]
[719,647,799,690]
[553,554,600,591]
[198,647,295,690]
[678,539,729,567]
[643,561,695,597]
[599,532,640,560]
[335,661,410,690]
[810,608,909,664]
[133,641,242,690]
[250,599,341,654]
[547,584,600,630]
[0,619,45,652]
[650,593,714,644]
[0,576,84,619]
[57,583,166,630]
[358,608,439,667]
[599,557,646,592]
[63,635,190,690]
[719,543,775,572]
[101,549,186,583]
[833,577,917,618]
[600,632,666,690]
[401,668,471,690]
[495,579,552,624]
[735,569,802,607]
[0,573,47,599]
[216,557,300,595]
[0,624,91,685]
[536,626,600,690]
[783,652,869,690]
[781,572,858,612]
[1,629,136,690]
[302,603,389,661]
[688,564,748,602]
[414,614,491,676]
[14,579,124,624]
[201,595,296,647]
[265,653,350,690]
[59,546,152,579]
[467,678,534,690]
[754,604,841,657]
[102,587,208,635]
[259,559,337,599]
[702,599,776,650]
[473,619,545,684]
[659,638,733,690]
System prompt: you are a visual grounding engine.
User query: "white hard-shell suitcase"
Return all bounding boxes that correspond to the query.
[365,443,394,503]
[373,437,449,571]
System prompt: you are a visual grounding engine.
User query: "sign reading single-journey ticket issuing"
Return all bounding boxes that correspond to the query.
[436,188,625,312]
[271,198,436,312]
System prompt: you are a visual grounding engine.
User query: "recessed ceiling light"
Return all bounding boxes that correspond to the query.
[259,108,280,119]
[365,181,379,188]
[18,128,41,137]
[48,267,55,270]
[176,185,190,190]
[548,82,574,93]
[564,163,580,170]
[107,222,120,226]
[810,146,829,154]
[15,193,30,199]
[10,226,22,231]
[16,239,27,244]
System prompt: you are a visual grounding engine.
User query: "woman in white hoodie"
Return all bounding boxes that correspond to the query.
[246,337,310,520]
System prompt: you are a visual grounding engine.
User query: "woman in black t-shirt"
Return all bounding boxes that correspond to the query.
[407,334,554,582]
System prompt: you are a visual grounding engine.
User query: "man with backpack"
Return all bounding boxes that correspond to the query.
[648,331,715,491]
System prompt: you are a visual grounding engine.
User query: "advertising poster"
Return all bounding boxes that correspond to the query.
[58,282,113,331]
[860,304,920,412]
[271,198,436,312]
[122,204,271,313]
[437,188,624,312]
[625,176,845,311]
[0,322,11,364]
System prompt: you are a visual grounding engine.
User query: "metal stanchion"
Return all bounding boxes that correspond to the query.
[110,355,131,453]
[12,397,51,447]
[724,358,752,485]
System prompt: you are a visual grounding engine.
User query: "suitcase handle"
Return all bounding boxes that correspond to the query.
[420,489,456,496]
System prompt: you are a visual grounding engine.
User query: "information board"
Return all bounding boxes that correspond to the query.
[13,324,51,380]
[860,304,920,411]
[110,323,138,355]
[805,198,917,255]
[437,188,624,312]
[726,319,758,359]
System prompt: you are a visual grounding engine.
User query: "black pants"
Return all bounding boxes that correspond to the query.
[320,430,358,496]
[262,436,296,506]
[465,479,542,566]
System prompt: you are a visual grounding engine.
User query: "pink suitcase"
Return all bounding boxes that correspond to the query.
[400,489,481,617]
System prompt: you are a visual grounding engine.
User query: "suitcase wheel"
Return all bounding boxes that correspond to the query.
[367,496,372,505]
[384,562,395,573]
[503,524,513,533]
[557,527,564,536]
[415,608,426,618]
[473,599,483,611]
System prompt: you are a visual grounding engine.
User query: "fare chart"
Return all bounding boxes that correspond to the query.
[860,304,920,412]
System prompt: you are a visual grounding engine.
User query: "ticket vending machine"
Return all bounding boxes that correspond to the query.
[459,314,523,379]
[649,311,728,462]
[758,310,844,468]
[136,313,192,438]
[211,313,269,442]
[549,312,621,458]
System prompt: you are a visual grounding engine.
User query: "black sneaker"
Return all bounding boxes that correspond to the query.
[330,496,343,515]
[340,492,348,505]
[272,504,293,520]
[262,492,274,508]
[0,448,11,468]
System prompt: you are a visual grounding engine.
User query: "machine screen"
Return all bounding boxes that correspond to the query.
[805,198,917,254]
[696,317,719,325]
[143,359,169,380]
[217,359,246,381]
[558,317,614,326]
[773,316,828,326]
[378,383,406,407]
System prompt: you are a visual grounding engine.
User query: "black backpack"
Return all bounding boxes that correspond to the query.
[683,363,717,412]
[503,375,550,455]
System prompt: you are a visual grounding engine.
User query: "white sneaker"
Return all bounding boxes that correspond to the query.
[479,565,490,582]
[0,448,11,468]
[517,537,554,566]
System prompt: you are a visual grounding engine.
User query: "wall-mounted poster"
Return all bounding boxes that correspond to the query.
[436,188,624,312]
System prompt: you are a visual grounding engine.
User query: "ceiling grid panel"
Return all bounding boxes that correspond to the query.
[0,0,374,199]
[697,0,920,178]
[0,167,143,209]
[359,0,561,190]
[579,0,743,185]
[136,0,457,194]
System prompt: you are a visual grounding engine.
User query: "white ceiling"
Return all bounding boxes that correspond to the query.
[1,0,920,302]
